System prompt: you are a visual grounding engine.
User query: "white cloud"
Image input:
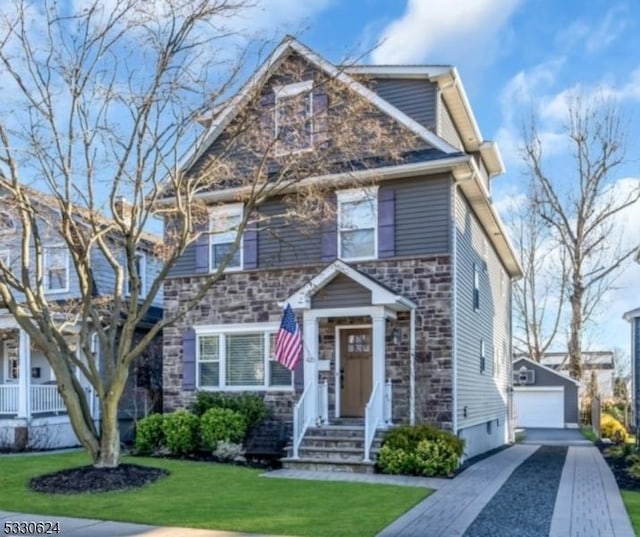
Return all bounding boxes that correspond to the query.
[371,0,520,65]
[554,6,628,55]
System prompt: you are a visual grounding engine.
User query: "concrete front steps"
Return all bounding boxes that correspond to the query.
[281,421,385,473]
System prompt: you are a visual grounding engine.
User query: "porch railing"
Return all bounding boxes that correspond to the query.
[31,385,66,414]
[364,381,383,462]
[292,381,315,459]
[0,384,19,414]
[318,380,328,426]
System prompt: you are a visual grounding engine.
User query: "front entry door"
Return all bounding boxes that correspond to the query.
[340,328,372,417]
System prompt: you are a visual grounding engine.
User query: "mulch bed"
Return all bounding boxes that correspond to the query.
[29,463,169,494]
[598,442,640,492]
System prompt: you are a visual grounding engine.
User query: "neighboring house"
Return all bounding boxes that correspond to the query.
[161,36,522,465]
[539,351,615,401]
[623,306,640,434]
[512,356,580,429]
[0,193,163,450]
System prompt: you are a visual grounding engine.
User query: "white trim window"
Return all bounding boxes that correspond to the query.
[209,204,243,271]
[44,246,69,293]
[480,338,486,374]
[337,187,378,261]
[3,342,18,381]
[275,80,313,155]
[196,324,293,390]
[126,251,146,296]
[473,263,480,311]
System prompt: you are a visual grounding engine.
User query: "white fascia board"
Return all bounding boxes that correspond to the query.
[343,65,452,79]
[623,307,640,321]
[479,141,506,177]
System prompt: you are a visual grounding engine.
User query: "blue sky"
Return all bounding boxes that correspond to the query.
[248,0,640,359]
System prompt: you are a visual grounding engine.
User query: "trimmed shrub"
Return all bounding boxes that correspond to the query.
[200,408,247,450]
[162,410,200,456]
[377,425,464,477]
[134,413,165,455]
[601,413,628,444]
[190,392,269,431]
[214,441,244,461]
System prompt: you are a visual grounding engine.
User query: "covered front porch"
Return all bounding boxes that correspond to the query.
[286,261,417,463]
[0,319,97,449]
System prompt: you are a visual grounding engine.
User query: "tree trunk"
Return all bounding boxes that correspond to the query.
[93,396,121,468]
[568,285,583,380]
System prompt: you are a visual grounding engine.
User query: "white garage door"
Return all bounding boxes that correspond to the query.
[513,387,564,428]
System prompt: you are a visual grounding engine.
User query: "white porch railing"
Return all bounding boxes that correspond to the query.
[31,385,66,414]
[292,382,315,459]
[0,384,19,414]
[318,380,328,426]
[364,381,383,462]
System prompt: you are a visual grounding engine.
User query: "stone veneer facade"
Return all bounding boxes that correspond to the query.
[163,255,453,429]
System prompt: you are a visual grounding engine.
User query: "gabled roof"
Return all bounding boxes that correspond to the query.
[343,65,504,177]
[285,259,416,312]
[513,356,580,386]
[178,36,460,176]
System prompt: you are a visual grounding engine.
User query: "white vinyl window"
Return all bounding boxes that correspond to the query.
[196,325,293,391]
[275,80,313,155]
[44,246,69,293]
[209,204,243,271]
[126,252,146,296]
[480,338,486,374]
[473,263,480,311]
[337,187,378,261]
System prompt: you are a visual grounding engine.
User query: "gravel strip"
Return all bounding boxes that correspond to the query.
[463,446,567,537]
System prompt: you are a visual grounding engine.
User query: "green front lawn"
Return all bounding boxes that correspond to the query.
[621,490,640,536]
[0,452,430,537]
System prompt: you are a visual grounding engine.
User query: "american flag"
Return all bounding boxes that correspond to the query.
[275,303,302,370]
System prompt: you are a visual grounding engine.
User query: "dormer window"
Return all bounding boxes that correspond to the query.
[44,246,69,293]
[275,81,313,154]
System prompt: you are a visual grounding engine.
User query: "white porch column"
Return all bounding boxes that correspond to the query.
[372,315,386,397]
[17,329,31,419]
[303,313,318,419]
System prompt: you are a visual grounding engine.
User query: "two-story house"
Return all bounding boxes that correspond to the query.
[0,192,163,450]
[162,36,522,467]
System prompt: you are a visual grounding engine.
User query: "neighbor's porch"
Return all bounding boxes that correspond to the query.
[0,325,97,420]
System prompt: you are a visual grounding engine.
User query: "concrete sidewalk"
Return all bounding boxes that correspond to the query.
[0,511,286,537]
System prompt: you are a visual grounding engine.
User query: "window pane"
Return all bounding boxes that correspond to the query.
[341,229,374,259]
[269,361,292,387]
[211,213,241,239]
[46,248,68,290]
[199,336,219,361]
[199,362,219,387]
[341,200,374,229]
[212,243,241,268]
[226,334,264,386]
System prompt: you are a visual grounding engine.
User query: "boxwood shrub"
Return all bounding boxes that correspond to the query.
[162,410,200,456]
[601,413,628,444]
[377,424,464,477]
[134,413,165,455]
[190,392,269,431]
[200,408,247,450]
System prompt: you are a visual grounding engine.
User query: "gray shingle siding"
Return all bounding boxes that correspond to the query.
[370,78,437,130]
[454,187,510,430]
[310,273,372,309]
[439,96,463,150]
[394,176,450,256]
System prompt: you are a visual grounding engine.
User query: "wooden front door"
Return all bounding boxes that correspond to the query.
[340,328,372,417]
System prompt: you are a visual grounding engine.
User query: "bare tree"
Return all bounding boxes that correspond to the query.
[0,1,419,467]
[522,96,640,380]
[510,179,567,362]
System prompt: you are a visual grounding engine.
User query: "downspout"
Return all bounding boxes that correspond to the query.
[451,185,458,435]
[410,306,416,425]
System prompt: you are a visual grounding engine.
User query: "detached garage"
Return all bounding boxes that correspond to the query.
[513,357,580,429]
